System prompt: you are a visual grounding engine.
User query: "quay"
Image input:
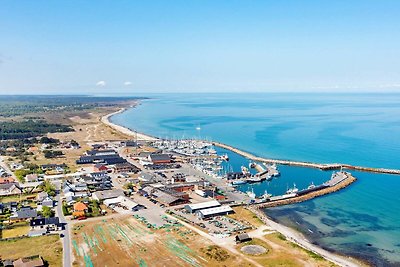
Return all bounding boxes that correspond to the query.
[212,141,400,175]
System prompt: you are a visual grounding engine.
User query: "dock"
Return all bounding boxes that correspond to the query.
[212,141,400,175]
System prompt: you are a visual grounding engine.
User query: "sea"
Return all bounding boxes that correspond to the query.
[111,93,400,266]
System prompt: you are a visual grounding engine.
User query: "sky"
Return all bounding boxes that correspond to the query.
[1,0,400,94]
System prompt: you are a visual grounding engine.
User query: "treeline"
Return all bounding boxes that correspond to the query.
[0,120,73,140]
[0,95,147,117]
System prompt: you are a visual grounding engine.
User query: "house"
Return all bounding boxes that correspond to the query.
[1,202,18,213]
[235,233,252,243]
[73,202,88,218]
[148,154,171,164]
[92,189,124,201]
[121,140,137,147]
[0,183,22,196]
[41,163,67,172]
[12,255,45,267]
[94,164,108,172]
[0,177,15,184]
[77,154,126,165]
[114,162,140,173]
[41,196,54,207]
[25,174,38,183]
[36,192,48,202]
[30,217,61,231]
[10,207,37,221]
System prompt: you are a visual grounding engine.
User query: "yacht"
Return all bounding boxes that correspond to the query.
[246,187,256,199]
[307,182,316,190]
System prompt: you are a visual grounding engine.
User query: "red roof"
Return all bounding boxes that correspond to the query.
[73,202,87,212]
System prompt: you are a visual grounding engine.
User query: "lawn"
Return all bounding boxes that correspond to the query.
[0,235,62,266]
[1,221,30,238]
[0,193,37,203]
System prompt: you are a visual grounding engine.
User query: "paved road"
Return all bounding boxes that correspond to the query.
[55,194,72,267]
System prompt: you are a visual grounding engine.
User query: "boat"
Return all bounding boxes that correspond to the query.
[246,187,256,199]
[221,154,229,161]
[286,183,299,194]
[231,180,247,186]
[262,190,272,199]
[246,176,262,183]
[266,174,273,181]
[241,166,250,175]
[307,182,316,189]
[249,162,256,168]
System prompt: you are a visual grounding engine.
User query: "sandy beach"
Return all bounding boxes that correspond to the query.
[101,104,363,267]
[101,107,158,141]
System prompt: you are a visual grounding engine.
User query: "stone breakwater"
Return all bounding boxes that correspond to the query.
[213,141,400,175]
[254,174,357,209]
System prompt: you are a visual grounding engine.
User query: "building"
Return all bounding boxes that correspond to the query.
[25,174,39,183]
[184,200,221,213]
[151,189,188,206]
[10,207,37,221]
[86,149,117,156]
[92,189,124,201]
[12,256,45,267]
[77,154,127,165]
[41,163,67,172]
[196,205,234,219]
[30,217,61,231]
[235,233,252,243]
[94,164,109,172]
[114,162,140,173]
[148,154,171,164]
[72,202,88,218]
[0,177,15,184]
[103,196,144,212]
[0,183,22,196]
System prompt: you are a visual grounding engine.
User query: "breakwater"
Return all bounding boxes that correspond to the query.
[212,141,400,175]
[254,173,357,208]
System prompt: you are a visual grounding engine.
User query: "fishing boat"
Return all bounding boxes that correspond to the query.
[246,187,256,199]
[241,166,250,176]
[231,180,247,186]
[307,182,316,189]
[286,183,299,194]
[246,176,262,183]
[262,190,272,199]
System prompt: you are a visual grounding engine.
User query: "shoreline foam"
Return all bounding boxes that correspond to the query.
[102,103,364,267]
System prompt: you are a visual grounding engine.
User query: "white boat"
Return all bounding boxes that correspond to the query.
[249,162,256,168]
[241,166,250,175]
[262,190,272,199]
[247,176,262,183]
[231,180,247,186]
[286,183,299,194]
[221,154,229,161]
[246,187,256,199]
[307,182,316,189]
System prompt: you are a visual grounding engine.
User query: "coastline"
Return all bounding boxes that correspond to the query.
[101,103,364,267]
[101,106,158,141]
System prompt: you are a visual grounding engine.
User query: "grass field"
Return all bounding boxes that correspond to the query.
[71,216,251,267]
[0,235,62,266]
[1,222,30,238]
[229,206,264,228]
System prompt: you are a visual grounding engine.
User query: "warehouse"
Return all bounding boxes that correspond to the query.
[184,200,221,213]
[196,205,234,219]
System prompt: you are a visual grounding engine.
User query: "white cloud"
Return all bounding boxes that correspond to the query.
[124,81,132,86]
[96,81,106,87]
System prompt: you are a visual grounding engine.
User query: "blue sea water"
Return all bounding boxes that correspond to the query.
[111,93,400,266]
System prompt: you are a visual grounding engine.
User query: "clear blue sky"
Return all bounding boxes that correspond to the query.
[1,0,400,94]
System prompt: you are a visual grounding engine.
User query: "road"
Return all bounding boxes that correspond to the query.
[55,194,72,267]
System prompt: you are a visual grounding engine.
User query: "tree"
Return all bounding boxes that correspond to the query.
[41,206,54,218]
[40,180,56,197]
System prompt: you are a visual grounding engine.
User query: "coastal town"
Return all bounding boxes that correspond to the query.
[0,98,363,267]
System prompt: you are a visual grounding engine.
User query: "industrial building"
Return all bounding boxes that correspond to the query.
[196,205,234,219]
[184,200,221,213]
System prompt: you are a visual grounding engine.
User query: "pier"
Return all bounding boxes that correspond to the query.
[212,141,400,175]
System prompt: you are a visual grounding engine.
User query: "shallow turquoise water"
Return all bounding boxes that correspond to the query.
[112,93,400,265]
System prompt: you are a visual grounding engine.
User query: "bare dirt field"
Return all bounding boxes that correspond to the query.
[71,215,251,267]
